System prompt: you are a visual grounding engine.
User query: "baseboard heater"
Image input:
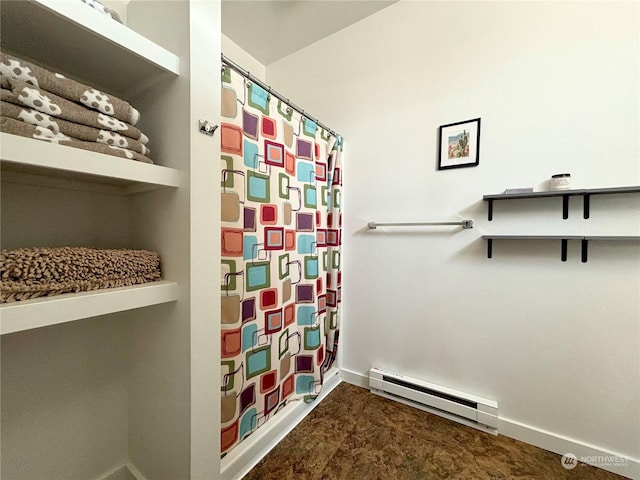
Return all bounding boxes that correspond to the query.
[369,367,498,435]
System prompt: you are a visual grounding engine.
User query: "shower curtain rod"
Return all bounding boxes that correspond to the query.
[221,54,341,139]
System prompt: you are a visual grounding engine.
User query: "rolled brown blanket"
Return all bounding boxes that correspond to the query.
[1,75,148,144]
[0,116,153,164]
[1,101,151,157]
[1,51,137,123]
[1,247,162,303]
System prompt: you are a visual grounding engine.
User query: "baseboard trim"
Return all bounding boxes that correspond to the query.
[340,367,368,388]
[341,368,639,480]
[500,417,639,480]
[99,465,128,480]
[124,464,148,480]
[97,463,148,480]
[220,368,342,480]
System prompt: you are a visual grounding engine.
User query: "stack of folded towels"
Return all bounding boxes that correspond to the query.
[1,247,163,303]
[0,51,153,164]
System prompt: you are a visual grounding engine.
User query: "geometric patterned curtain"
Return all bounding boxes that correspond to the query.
[219,64,343,455]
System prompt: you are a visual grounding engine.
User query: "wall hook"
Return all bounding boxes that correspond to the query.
[199,119,218,136]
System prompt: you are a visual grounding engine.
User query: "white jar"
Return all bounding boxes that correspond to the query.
[549,173,571,191]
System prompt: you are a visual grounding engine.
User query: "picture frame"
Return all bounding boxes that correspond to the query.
[437,118,481,170]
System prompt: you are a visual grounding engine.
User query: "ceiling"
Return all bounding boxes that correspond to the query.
[222,0,397,65]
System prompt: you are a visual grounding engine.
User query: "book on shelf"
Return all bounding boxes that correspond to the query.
[504,187,534,194]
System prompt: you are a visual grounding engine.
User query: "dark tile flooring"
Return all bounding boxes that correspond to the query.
[244,382,627,480]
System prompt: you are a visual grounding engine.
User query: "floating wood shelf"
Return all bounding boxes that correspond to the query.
[482,235,640,262]
[483,186,640,220]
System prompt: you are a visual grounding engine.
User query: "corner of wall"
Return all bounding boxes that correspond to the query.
[96,463,148,480]
[222,34,266,82]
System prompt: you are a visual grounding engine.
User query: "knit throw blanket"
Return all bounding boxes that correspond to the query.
[1,247,162,303]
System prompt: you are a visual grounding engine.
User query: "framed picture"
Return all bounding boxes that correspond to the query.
[437,118,481,170]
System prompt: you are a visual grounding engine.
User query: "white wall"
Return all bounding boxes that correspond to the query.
[1,317,130,479]
[266,0,640,469]
[222,34,266,82]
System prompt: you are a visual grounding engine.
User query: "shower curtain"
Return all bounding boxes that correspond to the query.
[220,64,343,455]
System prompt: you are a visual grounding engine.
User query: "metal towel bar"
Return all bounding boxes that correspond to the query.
[367,220,474,230]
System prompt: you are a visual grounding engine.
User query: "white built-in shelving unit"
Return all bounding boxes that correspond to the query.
[0,1,221,478]
[0,0,182,333]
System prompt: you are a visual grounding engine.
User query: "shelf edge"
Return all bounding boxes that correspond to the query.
[483,190,586,200]
[0,280,179,335]
[585,236,640,241]
[481,235,585,240]
[1,134,180,190]
[483,185,640,200]
[482,235,640,241]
